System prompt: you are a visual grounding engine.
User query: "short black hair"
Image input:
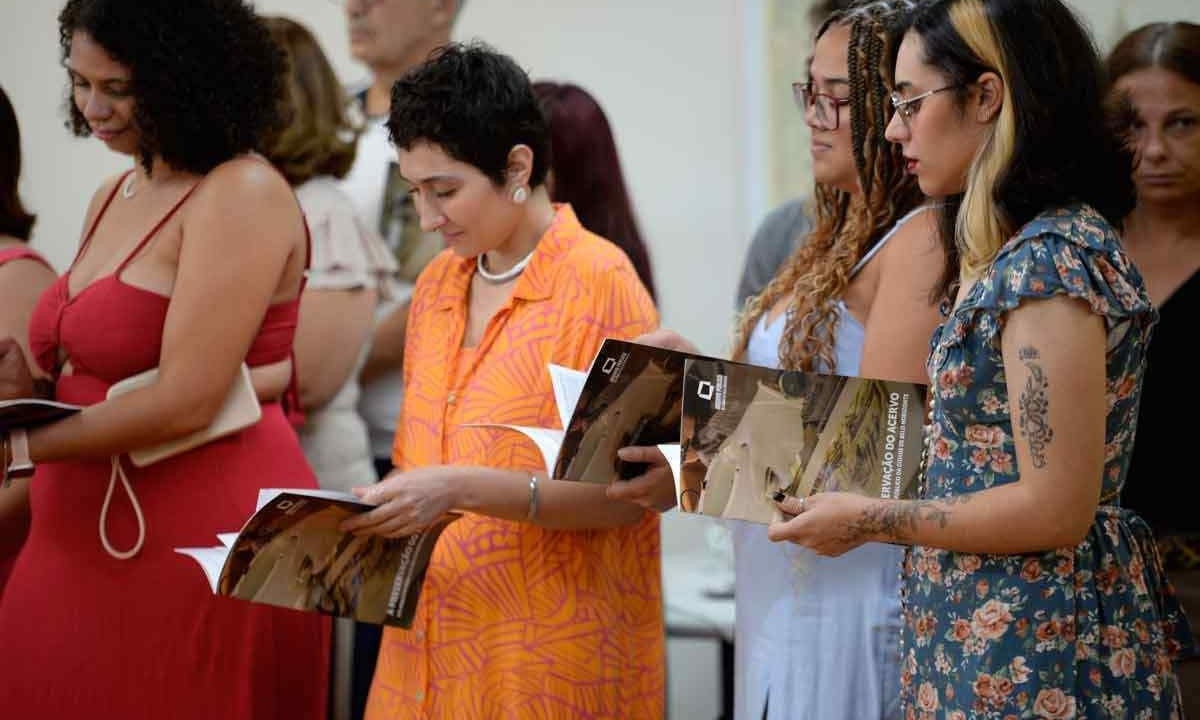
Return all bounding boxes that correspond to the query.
[58,0,286,175]
[913,0,1134,234]
[387,41,550,187]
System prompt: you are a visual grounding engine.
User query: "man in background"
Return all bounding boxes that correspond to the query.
[337,3,466,718]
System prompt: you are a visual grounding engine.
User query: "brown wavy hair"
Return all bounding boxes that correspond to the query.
[261,16,359,186]
[731,1,926,371]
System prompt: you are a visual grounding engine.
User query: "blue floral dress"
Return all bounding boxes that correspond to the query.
[899,205,1193,719]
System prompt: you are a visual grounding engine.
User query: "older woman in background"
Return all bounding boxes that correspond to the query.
[341,42,664,719]
[1107,21,1200,713]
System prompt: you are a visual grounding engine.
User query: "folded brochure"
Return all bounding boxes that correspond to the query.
[176,488,457,627]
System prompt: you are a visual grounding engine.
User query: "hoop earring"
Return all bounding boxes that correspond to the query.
[511,186,528,204]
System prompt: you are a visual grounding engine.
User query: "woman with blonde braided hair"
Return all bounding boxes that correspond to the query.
[611,2,947,717]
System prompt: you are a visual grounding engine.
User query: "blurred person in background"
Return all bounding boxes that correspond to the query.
[337,3,467,713]
[1107,20,1200,713]
[532,81,656,300]
[339,0,464,479]
[261,16,398,720]
[0,83,57,599]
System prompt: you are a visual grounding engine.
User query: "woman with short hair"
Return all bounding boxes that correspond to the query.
[342,42,664,719]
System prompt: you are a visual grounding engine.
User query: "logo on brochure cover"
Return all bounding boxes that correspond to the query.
[694,373,727,410]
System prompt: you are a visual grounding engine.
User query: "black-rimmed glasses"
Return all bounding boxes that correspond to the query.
[890,85,960,123]
[792,81,852,131]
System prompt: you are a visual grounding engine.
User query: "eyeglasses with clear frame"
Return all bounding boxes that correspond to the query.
[792,81,852,131]
[890,85,960,124]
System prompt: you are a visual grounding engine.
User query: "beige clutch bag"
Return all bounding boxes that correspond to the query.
[107,363,262,467]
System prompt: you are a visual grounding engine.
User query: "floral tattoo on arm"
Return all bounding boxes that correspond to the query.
[841,495,974,544]
[1017,346,1053,468]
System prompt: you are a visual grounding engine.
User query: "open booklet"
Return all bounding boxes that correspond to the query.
[175,489,457,627]
[476,338,926,526]
[467,338,704,485]
[678,357,925,524]
[0,397,82,433]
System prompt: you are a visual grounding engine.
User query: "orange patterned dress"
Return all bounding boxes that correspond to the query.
[365,205,665,719]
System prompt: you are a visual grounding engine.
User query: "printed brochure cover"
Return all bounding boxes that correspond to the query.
[677,358,925,524]
[176,489,457,627]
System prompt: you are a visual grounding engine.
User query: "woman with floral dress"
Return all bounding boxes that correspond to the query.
[766,0,1192,716]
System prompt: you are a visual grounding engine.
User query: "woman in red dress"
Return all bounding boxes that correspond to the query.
[0,1,329,717]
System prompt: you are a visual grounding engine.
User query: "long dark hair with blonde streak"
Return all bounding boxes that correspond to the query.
[732,0,928,372]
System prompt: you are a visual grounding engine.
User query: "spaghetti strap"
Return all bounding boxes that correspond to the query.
[0,246,52,271]
[72,170,134,267]
[848,204,935,277]
[114,179,203,275]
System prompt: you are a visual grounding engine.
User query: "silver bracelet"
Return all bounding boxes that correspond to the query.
[526,475,540,521]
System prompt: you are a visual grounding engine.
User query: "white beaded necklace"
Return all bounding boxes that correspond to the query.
[476,248,536,284]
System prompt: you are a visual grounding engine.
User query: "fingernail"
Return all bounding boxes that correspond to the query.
[772,490,786,503]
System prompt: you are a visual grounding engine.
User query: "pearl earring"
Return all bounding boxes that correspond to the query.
[512,186,528,204]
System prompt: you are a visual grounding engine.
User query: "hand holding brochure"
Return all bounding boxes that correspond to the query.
[477,337,925,526]
[467,339,703,483]
[677,358,925,524]
[176,488,457,627]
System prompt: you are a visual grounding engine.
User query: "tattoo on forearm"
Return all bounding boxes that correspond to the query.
[1017,346,1053,468]
[840,495,973,544]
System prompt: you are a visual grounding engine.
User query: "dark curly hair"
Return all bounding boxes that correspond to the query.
[387,41,550,187]
[58,0,286,175]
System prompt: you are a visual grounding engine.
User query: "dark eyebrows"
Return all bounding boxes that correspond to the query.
[810,76,851,94]
[64,63,130,89]
[893,80,914,92]
[403,173,460,187]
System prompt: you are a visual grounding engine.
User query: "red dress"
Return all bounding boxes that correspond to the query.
[0,175,330,718]
[0,244,53,597]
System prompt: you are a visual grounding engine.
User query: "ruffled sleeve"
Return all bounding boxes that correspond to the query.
[976,204,1155,330]
[296,178,398,299]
